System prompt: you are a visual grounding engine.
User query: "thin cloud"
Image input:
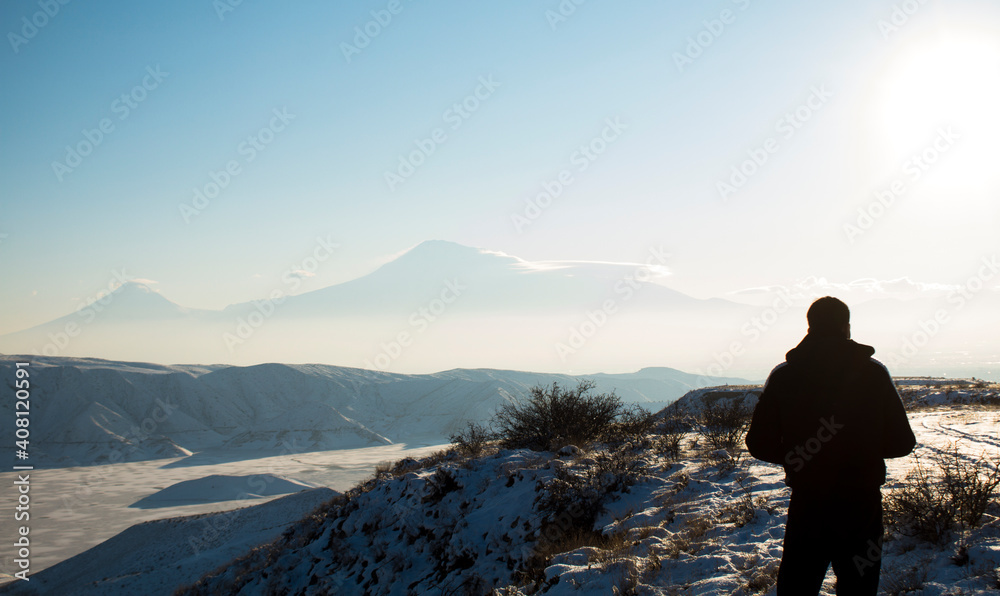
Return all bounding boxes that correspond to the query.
[286,270,317,280]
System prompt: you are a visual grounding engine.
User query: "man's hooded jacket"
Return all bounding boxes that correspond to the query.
[745,334,916,493]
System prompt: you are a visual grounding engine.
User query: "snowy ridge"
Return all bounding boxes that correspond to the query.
[3,385,1000,593]
[0,355,745,465]
[664,385,763,417]
[174,389,1000,595]
[130,474,318,508]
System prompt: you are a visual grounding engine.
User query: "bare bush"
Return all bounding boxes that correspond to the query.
[886,447,1000,544]
[743,560,780,594]
[603,404,657,447]
[698,397,751,451]
[936,445,1000,529]
[493,381,624,451]
[880,562,929,595]
[885,457,957,544]
[449,420,494,458]
[655,411,687,460]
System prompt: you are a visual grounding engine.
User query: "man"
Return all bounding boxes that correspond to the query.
[745,296,915,595]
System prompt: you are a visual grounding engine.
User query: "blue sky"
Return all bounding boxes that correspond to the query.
[2,0,999,335]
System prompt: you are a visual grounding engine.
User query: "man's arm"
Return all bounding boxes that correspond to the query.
[745,367,786,465]
[873,361,916,458]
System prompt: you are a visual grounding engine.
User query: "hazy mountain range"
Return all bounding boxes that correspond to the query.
[1,241,996,378]
[0,355,748,466]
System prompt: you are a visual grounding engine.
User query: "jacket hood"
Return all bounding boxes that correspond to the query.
[785,334,876,368]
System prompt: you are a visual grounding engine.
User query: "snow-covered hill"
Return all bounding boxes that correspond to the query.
[0,487,337,595]
[170,390,1000,595]
[0,355,746,466]
[5,384,1000,594]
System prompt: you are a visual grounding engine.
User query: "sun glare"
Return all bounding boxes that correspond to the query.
[872,29,1000,195]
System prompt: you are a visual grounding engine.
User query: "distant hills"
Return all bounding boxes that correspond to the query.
[0,355,748,466]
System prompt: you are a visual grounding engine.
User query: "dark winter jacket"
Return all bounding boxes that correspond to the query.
[745,334,916,494]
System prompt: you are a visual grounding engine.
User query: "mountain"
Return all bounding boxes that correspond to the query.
[0,355,748,467]
[0,241,762,374]
[276,240,716,315]
[3,241,995,378]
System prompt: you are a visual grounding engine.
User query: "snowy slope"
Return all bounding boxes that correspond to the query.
[0,488,337,596]
[130,474,318,508]
[0,355,747,466]
[170,387,1000,596]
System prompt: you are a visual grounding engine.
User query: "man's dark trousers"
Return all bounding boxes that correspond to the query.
[777,487,883,595]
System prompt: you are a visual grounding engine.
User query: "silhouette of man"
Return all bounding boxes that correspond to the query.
[746,296,915,595]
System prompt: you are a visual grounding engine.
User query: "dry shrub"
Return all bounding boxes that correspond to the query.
[885,457,956,544]
[880,562,929,595]
[936,445,1000,529]
[449,420,495,458]
[494,381,624,451]
[655,411,688,460]
[697,397,751,450]
[886,447,1000,544]
[743,560,780,594]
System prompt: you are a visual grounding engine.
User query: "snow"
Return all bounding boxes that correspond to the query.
[0,488,338,596]
[0,442,447,584]
[167,384,1000,596]
[130,474,318,508]
[3,360,999,594]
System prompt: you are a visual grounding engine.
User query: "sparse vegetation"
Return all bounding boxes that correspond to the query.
[880,561,930,595]
[885,458,958,544]
[740,558,780,594]
[492,380,626,451]
[449,420,495,457]
[178,386,1000,596]
[719,474,764,528]
[885,446,1000,544]
[603,403,658,447]
[697,396,752,450]
[655,410,688,460]
[937,445,1000,529]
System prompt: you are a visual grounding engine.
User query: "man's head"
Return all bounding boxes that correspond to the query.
[807,296,851,339]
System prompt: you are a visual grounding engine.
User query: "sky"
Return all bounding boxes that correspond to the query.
[2,0,1000,338]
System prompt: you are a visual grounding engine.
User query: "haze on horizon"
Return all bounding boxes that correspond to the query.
[1,1,999,379]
